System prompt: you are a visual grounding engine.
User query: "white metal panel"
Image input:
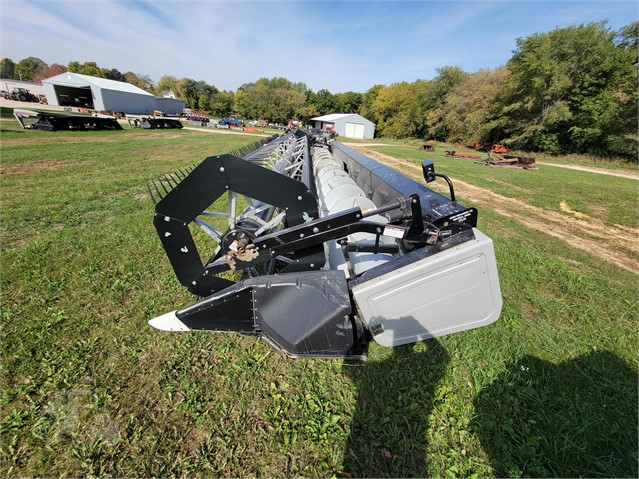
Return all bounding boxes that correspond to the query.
[354,124,365,139]
[351,228,502,346]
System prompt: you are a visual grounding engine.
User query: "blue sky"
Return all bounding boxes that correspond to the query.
[1,0,636,92]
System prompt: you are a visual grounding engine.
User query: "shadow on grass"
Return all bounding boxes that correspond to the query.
[342,339,449,477]
[473,351,638,478]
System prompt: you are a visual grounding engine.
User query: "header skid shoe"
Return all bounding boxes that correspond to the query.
[148,131,502,358]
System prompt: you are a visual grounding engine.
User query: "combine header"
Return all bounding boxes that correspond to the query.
[13,108,122,131]
[148,130,502,358]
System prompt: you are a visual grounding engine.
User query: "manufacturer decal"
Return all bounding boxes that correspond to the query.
[450,210,473,223]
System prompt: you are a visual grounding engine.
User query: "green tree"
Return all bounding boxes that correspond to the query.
[296,103,320,122]
[124,72,155,93]
[233,77,306,122]
[194,80,217,110]
[198,93,210,111]
[0,58,16,79]
[359,84,385,123]
[424,66,468,139]
[234,89,259,119]
[15,57,47,81]
[209,90,235,117]
[310,89,339,116]
[172,78,217,109]
[370,80,431,138]
[67,61,103,77]
[67,61,81,73]
[336,91,363,113]
[155,75,178,96]
[174,78,198,108]
[441,67,509,143]
[500,21,636,157]
[605,21,639,159]
[104,68,125,82]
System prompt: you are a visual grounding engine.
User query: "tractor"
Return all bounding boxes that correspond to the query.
[3,87,39,102]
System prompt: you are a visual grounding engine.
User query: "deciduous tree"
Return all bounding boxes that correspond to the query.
[0,58,16,79]
[124,72,155,93]
[233,77,306,122]
[33,63,68,82]
[441,68,509,143]
[499,21,636,157]
[336,91,363,113]
[209,90,235,117]
[370,80,430,138]
[423,66,468,139]
[155,75,178,96]
[15,57,46,81]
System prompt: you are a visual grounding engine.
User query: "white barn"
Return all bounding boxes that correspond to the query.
[311,113,376,139]
[42,73,184,114]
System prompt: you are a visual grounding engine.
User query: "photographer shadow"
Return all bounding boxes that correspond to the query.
[342,316,450,477]
[472,351,638,478]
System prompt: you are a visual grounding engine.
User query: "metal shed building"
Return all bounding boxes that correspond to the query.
[311,113,376,139]
[42,73,175,114]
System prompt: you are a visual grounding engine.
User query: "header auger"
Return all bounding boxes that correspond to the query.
[147,130,502,359]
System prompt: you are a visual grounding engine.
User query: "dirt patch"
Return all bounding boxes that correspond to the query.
[0,159,75,175]
[537,161,639,180]
[354,146,639,274]
[559,201,589,220]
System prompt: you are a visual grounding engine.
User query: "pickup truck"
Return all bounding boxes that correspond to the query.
[218,117,243,126]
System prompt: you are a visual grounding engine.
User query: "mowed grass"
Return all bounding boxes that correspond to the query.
[356,142,638,230]
[1,123,637,478]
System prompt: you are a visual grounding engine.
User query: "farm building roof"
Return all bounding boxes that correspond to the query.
[42,73,154,96]
[311,113,360,122]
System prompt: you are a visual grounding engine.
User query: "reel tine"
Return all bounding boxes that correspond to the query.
[171,172,183,184]
[164,173,179,188]
[156,176,171,196]
[148,178,164,202]
[146,180,158,204]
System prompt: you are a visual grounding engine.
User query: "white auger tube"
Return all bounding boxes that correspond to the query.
[312,147,396,277]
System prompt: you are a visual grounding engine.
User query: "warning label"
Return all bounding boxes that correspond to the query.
[383,226,406,238]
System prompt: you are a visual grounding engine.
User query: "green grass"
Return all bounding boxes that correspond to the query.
[360,143,638,230]
[1,122,637,477]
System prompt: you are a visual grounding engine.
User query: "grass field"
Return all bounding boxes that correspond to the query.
[1,122,637,478]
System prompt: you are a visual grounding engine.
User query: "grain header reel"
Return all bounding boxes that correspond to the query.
[147,130,502,358]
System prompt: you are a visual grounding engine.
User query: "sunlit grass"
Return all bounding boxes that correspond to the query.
[1,123,636,477]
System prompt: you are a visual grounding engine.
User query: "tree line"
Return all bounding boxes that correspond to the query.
[1,21,636,160]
